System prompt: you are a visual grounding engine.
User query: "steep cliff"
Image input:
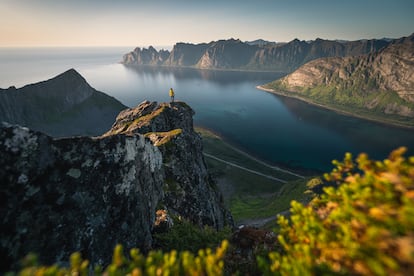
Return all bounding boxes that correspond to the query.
[0,123,164,271]
[104,101,233,229]
[263,34,414,126]
[163,42,210,67]
[122,37,390,73]
[0,69,126,137]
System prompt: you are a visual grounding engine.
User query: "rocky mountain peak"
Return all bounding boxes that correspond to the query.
[104,100,233,228]
[0,69,126,137]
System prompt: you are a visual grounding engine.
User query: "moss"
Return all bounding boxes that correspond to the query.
[144,129,183,147]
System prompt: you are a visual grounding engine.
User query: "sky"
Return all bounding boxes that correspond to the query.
[1,0,413,47]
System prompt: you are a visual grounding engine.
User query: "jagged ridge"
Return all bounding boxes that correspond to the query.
[122,37,390,72]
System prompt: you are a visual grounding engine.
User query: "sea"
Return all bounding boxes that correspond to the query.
[1,47,414,173]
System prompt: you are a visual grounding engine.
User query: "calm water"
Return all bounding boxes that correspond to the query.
[1,47,414,172]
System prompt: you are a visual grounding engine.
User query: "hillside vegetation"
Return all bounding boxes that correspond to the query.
[11,147,414,275]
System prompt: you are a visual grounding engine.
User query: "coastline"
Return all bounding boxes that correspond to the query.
[256,85,414,130]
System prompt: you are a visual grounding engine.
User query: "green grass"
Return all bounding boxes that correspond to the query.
[264,81,414,128]
[197,127,312,223]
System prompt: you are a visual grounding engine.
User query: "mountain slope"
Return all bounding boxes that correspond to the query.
[0,69,126,137]
[262,34,414,127]
[122,37,390,73]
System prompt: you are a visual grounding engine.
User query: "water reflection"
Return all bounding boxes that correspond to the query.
[274,94,414,159]
[123,65,284,85]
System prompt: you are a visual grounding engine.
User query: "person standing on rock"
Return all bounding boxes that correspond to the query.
[169,88,175,103]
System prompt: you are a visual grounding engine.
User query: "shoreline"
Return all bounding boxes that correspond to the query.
[256,85,414,131]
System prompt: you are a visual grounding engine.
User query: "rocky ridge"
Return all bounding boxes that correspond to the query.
[122,37,390,72]
[265,33,414,120]
[0,69,126,137]
[0,100,232,271]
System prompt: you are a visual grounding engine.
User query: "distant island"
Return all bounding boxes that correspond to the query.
[122,37,389,73]
[259,33,414,128]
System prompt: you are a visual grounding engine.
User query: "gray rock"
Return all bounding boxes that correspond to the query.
[0,123,164,271]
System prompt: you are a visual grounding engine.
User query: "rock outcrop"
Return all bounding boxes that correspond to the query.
[0,123,164,271]
[0,69,126,137]
[104,101,233,229]
[0,100,232,272]
[265,33,414,121]
[122,37,390,73]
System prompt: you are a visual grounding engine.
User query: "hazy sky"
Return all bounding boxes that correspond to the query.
[1,0,413,47]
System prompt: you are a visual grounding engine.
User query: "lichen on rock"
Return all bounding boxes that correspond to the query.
[0,122,164,271]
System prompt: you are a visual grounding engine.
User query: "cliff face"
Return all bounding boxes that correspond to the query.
[0,69,126,137]
[122,37,390,73]
[163,42,210,67]
[104,101,233,229]
[250,38,389,72]
[0,123,164,271]
[196,39,257,69]
[267,34,414,119]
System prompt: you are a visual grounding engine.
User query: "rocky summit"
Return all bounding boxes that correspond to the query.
[104,101,233,229]
[0,100,232,271]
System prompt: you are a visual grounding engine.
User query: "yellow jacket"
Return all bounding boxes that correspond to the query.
[169,88,175,97]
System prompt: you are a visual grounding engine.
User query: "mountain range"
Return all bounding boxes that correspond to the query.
[0,69,126,137]
[262,33,414,127]
[122,37,390,72]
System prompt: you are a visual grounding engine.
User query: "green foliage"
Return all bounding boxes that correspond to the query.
[259,147,414,275]
[154,217,231,253]
[14,241,229,276]
[12,148,414,275]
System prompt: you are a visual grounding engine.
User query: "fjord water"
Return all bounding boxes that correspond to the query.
[1,47,414,172]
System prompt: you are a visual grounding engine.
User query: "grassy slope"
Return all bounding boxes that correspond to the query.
[196,127,314,224]
[262,82,414,129]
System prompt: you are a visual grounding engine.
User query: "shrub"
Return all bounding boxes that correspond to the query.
[14,241,229,276]
[259,147,414,275]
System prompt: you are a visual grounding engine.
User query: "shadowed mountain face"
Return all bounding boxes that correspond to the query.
[266,33,414,123]
[122,37,390,73]
[0,69,126,137]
